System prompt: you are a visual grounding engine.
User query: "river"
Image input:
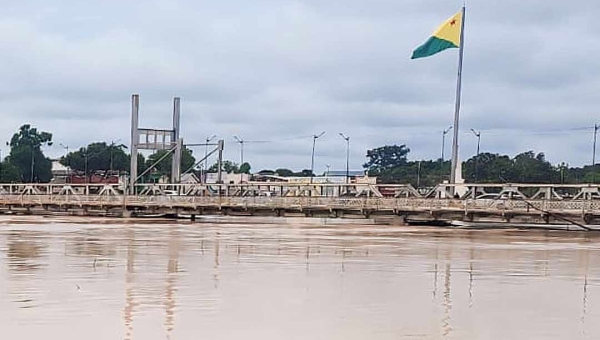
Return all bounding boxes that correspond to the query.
[0,216,598,339]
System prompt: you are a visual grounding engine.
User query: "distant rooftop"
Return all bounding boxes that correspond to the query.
[325,170,365,177]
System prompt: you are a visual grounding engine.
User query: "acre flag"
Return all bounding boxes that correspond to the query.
[411,11,463,59]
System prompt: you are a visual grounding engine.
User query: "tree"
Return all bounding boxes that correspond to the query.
[275,168,294,177]
[239,162,251,174]
[509,151,555,183]
[61,142,129,174]
[208,160,239,173]
[0,161,20,182]
[364,145,410,173]
[299,169,314,177]
[5,125,53,183]
[463,153,513,183]
[462,151,559,184]
[145,147,196,180]
[258,169,276,175]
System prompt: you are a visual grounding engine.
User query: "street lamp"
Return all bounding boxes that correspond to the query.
[440,126,452,183]
[233,135,245,183]
[470,129,481,182]
[204,134,217,181]
[83,147,99,184]
[60,143,70,180]
[339,133,350,184]
[30,140,53,183]
[109,139,126,174]
[593,124,599,167]
[310,132,325,183]
[417,160,422,189]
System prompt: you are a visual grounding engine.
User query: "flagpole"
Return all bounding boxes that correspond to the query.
[449,6,466,191]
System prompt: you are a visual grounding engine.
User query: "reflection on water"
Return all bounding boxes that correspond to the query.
[0,218,599,339]
[6,232,47,273]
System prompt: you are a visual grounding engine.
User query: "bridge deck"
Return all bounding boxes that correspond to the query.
[2,182,600,228]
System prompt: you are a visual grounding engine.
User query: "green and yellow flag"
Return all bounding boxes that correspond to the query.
[411,11,462,59]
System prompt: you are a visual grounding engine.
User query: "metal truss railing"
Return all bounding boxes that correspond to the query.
[2,182,600,201]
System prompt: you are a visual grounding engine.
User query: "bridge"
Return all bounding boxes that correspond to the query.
[2,182,600,230]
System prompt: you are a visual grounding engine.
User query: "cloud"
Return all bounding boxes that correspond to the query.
[0,0,599,174]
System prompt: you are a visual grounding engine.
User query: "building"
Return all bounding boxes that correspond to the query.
[50,160,71,184]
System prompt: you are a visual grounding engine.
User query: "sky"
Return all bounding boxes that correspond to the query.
[1,0,599,174]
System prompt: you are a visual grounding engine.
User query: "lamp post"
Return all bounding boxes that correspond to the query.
[60,143,70,181]
[203,134,217,183]
[233,135,245,183]
[470,129,481,183]
[417,160,422,189]
[440,126,452,183]
[339,133,350,184]
[593,124,599,167]
[30,141,53,183]
[83,147,98,184]
[109,140,124,174]
[310,132,325,183]
[84,148,89,184]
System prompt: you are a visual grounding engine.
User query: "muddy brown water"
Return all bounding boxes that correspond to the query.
[0,216,599,339]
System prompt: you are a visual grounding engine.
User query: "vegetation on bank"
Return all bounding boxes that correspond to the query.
[1,124,599,186]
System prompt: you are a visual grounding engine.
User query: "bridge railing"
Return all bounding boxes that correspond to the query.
[4,194,600,215]
[2,182,600,201]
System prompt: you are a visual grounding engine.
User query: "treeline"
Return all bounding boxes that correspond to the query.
[2,125,600,186]
[364,145,600,187]
[0,124,254,183]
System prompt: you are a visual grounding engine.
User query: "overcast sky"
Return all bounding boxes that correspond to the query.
[1,0,599,173]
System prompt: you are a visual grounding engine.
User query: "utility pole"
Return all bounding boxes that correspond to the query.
[593,124,599,167]
[60,143,70,180]
[310,132,325,183]
[470,129,481,182]
[109,139,122,174]
[440,126,452,183]
[417,160,422,189]
[217,140,224,184]
[84,148,88,184]
[30,149,35,183]
[30,140,53,183]
[339,133,350,184]
[203,134,216,183]
[233,135,244,183]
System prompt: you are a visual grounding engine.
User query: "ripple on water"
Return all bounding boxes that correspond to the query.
[0,217,599,339]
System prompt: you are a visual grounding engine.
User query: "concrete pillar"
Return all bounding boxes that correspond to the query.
[171,97,181,184]
[171,138,183,184]
[217,140,224,184]
[130,94,139,194]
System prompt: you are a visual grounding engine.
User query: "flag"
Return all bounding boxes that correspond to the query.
[411,11,462,59]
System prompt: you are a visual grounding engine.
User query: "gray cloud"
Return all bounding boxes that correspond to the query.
[1,0,599,174]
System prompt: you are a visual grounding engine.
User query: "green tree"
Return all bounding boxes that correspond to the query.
[0,161,20,182]
[5,124,53,183]
[275,168,294,177]
[510,151,555,183]
[145,147,196,180]
[463,151,559,184]
[463,153,513,183]
[258,169,276,175]
[297,169,314,177]
[61,142,129,174]
[208,160,239,173]
[239,162,251,174]
[364,145,410,173]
